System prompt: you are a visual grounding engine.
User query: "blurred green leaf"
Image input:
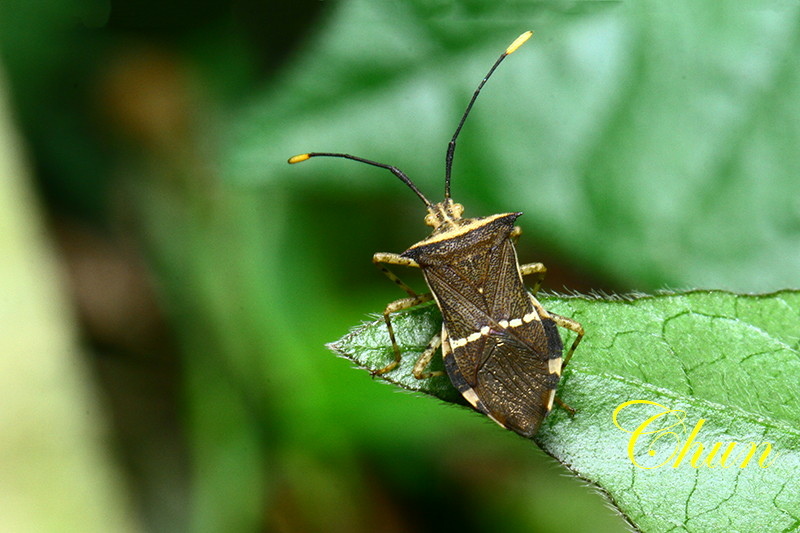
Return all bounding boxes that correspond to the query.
[331,290,800,532]
[0,70,137,532]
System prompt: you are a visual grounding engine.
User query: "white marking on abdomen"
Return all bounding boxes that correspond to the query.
[549,357,562,376]
[462,387,480,408]
[522,311,539,323]
[450,325,492,349]
[450,311,540,349]
[544,389,556,411]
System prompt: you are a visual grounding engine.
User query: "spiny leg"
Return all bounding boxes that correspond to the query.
[373,252,420,297]
[373,252,433,375]
[412,333,444,379]
[511,226,547,294]
[550,313,584,368]
[551,313,584,416]
[519,262,547,295]
[374,293,434,375]
[554,397,576,416]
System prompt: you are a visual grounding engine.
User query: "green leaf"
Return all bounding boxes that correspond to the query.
[330,291,800,532]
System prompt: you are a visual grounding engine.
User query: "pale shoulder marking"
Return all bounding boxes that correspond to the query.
[408,213,515,247]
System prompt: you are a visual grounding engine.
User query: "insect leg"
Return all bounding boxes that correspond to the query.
[519,262,547,295]
[511,226,547,293]
[373,252,420,297]
[549,314,584,368]
[510,225,523,243]
[374,293,434,375]
[412,333,444,379]
[554,397,576,416]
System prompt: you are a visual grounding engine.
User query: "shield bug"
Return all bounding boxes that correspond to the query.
[288,31,584,438]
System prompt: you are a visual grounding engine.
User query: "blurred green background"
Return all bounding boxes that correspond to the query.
[1,0,799,532]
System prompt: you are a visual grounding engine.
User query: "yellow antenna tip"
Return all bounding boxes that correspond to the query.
[288,153,311,164]
[506,30,533,55]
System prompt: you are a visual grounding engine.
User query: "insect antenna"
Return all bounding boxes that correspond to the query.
[444,30,533,200]
[288,152,433,208]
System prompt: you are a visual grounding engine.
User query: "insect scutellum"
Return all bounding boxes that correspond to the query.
[288,31,533,231]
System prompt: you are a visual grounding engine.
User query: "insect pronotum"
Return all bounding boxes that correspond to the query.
[289,31,584,438]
